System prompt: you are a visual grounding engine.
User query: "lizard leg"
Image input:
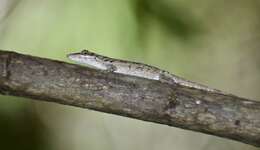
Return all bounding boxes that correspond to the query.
[159,73,176,85]
[104,64,117,73]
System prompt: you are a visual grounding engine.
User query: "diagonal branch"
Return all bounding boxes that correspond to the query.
[0,50,259,147]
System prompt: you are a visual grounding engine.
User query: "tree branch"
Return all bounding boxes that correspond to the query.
[0,50,259,147]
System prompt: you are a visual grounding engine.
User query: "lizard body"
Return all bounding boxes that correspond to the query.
[67,50,220,92]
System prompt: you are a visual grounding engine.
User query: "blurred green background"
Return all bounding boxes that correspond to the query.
[0,0,260,149]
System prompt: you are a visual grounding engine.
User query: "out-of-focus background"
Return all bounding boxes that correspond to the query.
[0,0,259,149]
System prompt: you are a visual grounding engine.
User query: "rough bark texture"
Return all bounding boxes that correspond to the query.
[0,50,259,147]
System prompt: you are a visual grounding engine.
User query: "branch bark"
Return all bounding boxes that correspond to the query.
[0,50,259,147]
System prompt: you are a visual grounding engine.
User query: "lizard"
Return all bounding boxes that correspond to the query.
[67,49,221,93]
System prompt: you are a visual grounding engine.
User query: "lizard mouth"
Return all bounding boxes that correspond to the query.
[67,52,81,59]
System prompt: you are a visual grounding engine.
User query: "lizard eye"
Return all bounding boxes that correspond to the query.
[81,50,89,55]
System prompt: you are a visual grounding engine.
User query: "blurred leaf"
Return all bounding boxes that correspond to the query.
[0,0,20,23]
[0,106,50,150]
[134,0,202,40]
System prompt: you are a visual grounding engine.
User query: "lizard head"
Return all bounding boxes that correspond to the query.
[67,49,98,64]
[67,49,112,70]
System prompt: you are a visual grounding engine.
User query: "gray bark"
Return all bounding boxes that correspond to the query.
[0,50,259,147]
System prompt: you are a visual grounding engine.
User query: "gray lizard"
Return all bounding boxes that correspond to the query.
[67,50,221,92]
